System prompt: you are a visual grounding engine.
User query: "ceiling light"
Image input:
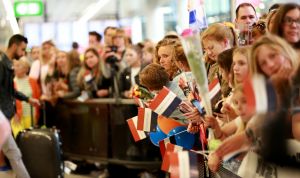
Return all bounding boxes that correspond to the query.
[2,0,20,34]
[78,0,110,23]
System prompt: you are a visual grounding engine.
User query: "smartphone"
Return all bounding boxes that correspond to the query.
[191,99,205,116]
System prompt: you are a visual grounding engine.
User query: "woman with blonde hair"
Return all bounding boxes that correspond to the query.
[29,40,56,96]
[154,38,180,81]
[250,34,299,79]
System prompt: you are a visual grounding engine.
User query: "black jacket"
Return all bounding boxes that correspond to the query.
[0,52,29,119]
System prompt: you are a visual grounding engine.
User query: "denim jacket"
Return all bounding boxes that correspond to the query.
[0,52,29,119]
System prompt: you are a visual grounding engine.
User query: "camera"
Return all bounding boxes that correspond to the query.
[110,45,118,53]
[106,46,119,64]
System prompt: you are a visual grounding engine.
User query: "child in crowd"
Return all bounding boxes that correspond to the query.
[207,34,299,173]
[139,63,187,123]
[205,85,254,140]
[13,58,40,131]
[139,63,169,94]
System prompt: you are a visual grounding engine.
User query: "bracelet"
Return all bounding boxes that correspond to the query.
[245,128,256,144]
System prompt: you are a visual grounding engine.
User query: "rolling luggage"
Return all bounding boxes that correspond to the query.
[16,105,64,178]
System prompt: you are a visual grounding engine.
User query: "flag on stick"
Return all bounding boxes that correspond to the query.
[137,107,158,132]
[127,116,147,142]
[149,86,182,117]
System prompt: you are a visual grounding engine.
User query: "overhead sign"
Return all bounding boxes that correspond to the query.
[14,1,44,17]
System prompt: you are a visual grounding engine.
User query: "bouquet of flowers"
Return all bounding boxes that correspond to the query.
[180,29,212,116]
[131,85,154,100]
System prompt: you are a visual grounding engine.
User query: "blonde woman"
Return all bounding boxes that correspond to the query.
[154,38,180,81]
[29,40,56,96]
[250,34,299,79]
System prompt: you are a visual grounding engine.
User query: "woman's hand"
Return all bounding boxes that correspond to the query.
[187,122,200,133]
[204,115,218,129]
[123,90,132,98]
[183,108,203,123]
[97,89,109,97]
[179,101,193,113]
[221,103,237,121]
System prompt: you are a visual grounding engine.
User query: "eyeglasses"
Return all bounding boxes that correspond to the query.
[283,17,300,26]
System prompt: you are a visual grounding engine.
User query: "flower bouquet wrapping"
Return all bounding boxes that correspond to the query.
[180,29,212,116]
[180,29,216,150]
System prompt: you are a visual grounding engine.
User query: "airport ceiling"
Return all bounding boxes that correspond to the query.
[16,0,171,22]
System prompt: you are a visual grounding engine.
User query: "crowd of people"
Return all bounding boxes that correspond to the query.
[0,2,299,177]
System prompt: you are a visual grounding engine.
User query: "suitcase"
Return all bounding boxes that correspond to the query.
[16,105,64,178]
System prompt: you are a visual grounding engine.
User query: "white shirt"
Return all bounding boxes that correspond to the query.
[29,60,49,94]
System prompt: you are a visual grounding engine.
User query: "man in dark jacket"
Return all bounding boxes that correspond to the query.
[0,34,39,178]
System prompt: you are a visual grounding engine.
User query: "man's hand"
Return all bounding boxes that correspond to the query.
[28,98,40,107]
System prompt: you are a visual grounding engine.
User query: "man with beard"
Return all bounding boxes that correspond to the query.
[0,34,39,178]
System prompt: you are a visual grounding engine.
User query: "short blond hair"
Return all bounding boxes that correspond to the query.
[16,57,30,72]
[250,34,299,76]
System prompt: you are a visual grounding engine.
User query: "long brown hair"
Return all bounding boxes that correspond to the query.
[76,48,102,87]
[270,3,300,48]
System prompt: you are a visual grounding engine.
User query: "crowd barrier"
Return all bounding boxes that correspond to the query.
[53,98,161,170]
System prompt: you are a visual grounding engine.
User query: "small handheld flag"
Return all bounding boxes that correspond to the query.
[149,86,182,117]
[137,107,158,132]
[127,116,147,142]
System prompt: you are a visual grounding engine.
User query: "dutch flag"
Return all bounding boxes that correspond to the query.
[137,107,158,132]
[243,74,277,114]
[208,77,221,101]
[169,151,199,178]
[188,0,208,32]
[149,86,182,117]
[193,78,221,112]
[160,142,184,172]
[133,96,146,108]
[127,116,147,142]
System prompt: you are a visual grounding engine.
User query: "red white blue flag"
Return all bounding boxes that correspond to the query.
[243,74,277,114]
[193,77,221,112]
[133,96,146,108]
[208,77,221,101]
[160,142,184,172]
[188,0,208,32]
[169,151,199,178]
[149,86,182,117]
[127,116,147,142]
[137,107,158,132]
